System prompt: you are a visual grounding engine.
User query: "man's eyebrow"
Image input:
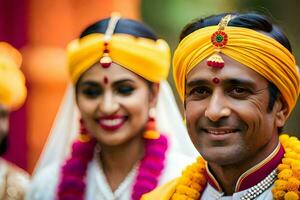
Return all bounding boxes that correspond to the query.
[186,79,210,88]
[223,78,256,88]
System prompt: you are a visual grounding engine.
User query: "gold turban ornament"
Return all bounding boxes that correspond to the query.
[67,13,170,84]
[173,15,300,116]
[0,42,27,110]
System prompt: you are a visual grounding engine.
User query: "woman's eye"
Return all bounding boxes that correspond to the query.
[82,88,101,98]
[117,86,134,95]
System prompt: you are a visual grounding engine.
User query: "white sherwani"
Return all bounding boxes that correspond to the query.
[201,183,273,200]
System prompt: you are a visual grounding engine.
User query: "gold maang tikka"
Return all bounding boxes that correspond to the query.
[206,15,232,68]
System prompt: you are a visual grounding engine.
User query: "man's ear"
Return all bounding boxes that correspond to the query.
[275,97,289,128]
[149,83,160,108]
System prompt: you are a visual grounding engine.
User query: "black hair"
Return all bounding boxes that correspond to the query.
[80,18,158,40]
[180,12,291,118]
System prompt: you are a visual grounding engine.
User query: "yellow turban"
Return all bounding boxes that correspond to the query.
[0,42,27,110]
[67,33,170,84]
[173,26,300,115]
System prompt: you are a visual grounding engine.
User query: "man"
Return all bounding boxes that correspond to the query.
[142,13,300,200]
[0,42,29,199]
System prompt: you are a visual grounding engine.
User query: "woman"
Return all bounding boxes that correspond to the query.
[27,13,197,200]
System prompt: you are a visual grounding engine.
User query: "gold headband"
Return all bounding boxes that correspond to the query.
[173,16,299,115]
[68,15,170,84]
[0,42,27,110]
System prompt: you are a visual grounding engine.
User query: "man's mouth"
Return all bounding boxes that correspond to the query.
[204,128,238,135]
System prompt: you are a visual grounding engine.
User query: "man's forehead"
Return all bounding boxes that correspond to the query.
[186,55,268,84]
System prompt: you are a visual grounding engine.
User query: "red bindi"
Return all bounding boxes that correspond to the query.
[103,76,109,84]
[212,77,220,84]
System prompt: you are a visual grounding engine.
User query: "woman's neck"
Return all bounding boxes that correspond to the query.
[99,136,144,192]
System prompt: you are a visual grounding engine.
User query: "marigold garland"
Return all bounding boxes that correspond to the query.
[57,120,168,200]
[170,157,207,200]
[170,134,300,200]
[273,134,300,200]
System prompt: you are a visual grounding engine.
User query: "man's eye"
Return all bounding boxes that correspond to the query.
[117,86,134,95]
[187,87,211,99]
[228,87,251,98]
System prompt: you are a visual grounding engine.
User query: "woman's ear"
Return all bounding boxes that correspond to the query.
[149,83,160,108]
[274,97,289,128]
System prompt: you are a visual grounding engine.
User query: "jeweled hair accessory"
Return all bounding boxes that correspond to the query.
[99,12,121,68]
[206,15,232,68]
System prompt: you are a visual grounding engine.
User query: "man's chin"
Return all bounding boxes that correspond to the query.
[201,146,244,166]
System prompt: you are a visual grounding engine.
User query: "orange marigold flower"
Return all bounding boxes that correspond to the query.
[286,177,300,191]
[273,189,286,200]
[278,164,291,171]
[179,176,192,186]
[278,169,293,180]
[284,191,299,200]
[274,180,288,190]
[282,158,295,165]
[190,182,202,191]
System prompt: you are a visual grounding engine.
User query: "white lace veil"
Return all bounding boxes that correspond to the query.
[33,80,199,175]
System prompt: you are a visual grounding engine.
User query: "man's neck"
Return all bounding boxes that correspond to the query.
[207,140,280,195]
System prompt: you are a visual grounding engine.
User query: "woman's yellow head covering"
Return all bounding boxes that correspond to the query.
[173,15,300,116]
[0,42,27,110]
[67,13,170,84]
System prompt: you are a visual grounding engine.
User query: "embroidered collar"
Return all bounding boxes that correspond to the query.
[205,142,285,193]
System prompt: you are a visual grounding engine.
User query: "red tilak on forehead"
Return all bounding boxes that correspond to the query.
[103,76,109,84]
[212,77,220,84]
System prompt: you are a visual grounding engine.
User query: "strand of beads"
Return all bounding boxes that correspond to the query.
[240,169,277,200]
[170,157,207,200]
[272,134,300,200]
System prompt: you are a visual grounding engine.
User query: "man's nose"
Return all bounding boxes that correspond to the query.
[204,90,231,122]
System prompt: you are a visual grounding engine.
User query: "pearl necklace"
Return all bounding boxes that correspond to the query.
[240,169,277,200]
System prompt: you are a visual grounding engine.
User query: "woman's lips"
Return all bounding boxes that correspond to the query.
[98,116,127,131]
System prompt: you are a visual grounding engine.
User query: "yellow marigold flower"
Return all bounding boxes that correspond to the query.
[283,158,295,165]
[278,164,291,171]
[278,169,293,180]
[284,191,299,200]
[280,134,290,143]
[293,146,300,154]
[273,189,286,200]
[291,160,300,167]
[171,193,188,200]
[274,179,288,190]
[179,176,192,186]
[176,185,190,195]
[286,152,299,160]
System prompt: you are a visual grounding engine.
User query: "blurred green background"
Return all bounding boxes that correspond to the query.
[141,0,300,135]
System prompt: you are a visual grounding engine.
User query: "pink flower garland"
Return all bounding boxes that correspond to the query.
[57,121,168,200]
